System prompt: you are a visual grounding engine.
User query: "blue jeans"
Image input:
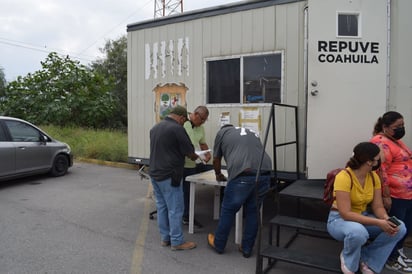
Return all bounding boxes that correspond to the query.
[388,197,412,259]
[213,175,270,254]
[327,210,406,273]
[151,177,185,246]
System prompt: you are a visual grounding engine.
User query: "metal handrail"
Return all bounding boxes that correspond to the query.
[255,102,299,273]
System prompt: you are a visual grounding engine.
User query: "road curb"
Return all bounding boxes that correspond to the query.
[75,158,138,170]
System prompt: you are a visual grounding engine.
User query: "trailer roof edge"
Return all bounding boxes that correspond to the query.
[127,0,305,32]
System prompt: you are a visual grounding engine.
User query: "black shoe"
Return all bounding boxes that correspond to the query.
[182,217,203,228]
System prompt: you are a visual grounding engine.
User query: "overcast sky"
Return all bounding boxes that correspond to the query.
[0,0,237,82]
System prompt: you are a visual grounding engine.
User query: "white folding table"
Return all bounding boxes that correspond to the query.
[185,169,244,244]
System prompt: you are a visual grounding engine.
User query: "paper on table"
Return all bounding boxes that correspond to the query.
[195,149,211,156]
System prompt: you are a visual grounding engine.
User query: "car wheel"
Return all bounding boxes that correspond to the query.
[50,154,69,177]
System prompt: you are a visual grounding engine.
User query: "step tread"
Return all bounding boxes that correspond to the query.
[260,246,341,273]
[270,215,327,232]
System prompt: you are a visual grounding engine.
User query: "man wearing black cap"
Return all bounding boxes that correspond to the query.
[149,105,199,251]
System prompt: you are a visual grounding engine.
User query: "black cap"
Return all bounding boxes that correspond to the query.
[170,105,188,119]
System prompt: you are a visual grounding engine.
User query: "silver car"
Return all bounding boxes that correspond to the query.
[0,116,73,181]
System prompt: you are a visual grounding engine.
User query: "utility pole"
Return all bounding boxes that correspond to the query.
[154,0,183,18]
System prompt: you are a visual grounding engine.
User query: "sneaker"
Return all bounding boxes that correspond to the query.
[161,240,170,247]
[360,262,374,274]
[340,252,355,274]
[171,241,196,251]
[207,233,223,254]
[399,248,412,265]
[182,217,203,228]
[385,256,412,273]
[238,246,251,258]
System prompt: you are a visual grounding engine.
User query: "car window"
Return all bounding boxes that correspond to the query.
[5,120,42,142]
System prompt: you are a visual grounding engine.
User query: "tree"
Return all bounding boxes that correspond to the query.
[0,66,6,97]
[91,35,127,128]
[1,52,118,128]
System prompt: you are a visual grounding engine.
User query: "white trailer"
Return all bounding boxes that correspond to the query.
[127,0,412,179]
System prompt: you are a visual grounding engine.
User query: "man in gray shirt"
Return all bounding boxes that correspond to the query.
[208,124,272,258]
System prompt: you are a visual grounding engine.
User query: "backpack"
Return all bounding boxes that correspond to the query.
[323,168,352,207]
[323,168,376,207]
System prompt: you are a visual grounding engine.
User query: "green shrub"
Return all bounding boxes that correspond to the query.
[40,125,128,163]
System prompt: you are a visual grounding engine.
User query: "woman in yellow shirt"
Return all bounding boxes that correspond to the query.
[327,142,406,274]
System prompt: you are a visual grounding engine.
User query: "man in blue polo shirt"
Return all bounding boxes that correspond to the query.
[149,105,199,251]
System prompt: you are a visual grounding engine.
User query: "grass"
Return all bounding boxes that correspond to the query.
[40,125,128,163]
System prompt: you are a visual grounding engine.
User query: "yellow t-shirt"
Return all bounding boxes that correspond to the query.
[332,168,381,214]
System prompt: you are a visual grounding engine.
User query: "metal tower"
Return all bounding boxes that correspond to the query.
[154,0,183,18]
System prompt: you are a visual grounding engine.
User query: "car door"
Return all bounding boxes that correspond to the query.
[4,120,52,174]
[0,122,16,177]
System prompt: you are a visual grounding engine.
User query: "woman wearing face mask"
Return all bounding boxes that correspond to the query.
[371,111,412,272]
[327,142,406,274]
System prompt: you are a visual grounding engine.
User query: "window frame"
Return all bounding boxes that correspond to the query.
[204,50,284,106]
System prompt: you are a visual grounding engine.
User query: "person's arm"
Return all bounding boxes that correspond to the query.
[335,190,394,232]
[213,157,226,181]
[372,140,393,205]
[186,152,199,161]
[179,127,199,161]
[371,187,389,220]
[335,172,386,226]
[336,178,398,235]
[377,166,392,211]
[199,143,211,162]
[371,187,400,235]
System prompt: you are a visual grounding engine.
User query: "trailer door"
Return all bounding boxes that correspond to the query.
[306,0,388,179]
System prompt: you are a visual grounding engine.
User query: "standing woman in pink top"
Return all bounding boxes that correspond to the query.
[371,111,412,272]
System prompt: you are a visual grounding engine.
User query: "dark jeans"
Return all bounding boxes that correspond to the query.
[389,197,412,259]
[183,164,213,219]
[213,175,270,254]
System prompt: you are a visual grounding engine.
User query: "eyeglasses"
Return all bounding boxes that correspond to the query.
[196,112,207,123]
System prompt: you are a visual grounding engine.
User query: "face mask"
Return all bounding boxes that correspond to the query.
[393,127,405,140]
[372,159,381,171]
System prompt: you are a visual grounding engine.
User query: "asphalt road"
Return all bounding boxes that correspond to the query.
[0,162,143,274]
[0,162,407,274]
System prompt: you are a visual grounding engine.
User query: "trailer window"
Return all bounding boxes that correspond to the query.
[207,58,240,104]
[337,13,360,37]
[206,53,282,104]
